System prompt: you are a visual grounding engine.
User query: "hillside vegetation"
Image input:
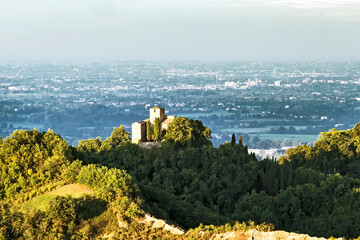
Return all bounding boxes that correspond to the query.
[1,120,360,239]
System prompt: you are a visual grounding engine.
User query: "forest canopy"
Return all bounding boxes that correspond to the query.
[1,122,360,239]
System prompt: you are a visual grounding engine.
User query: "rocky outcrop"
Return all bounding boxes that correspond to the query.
[211,229,341,240]
[139,213,184,235]
[107,212,337,240]
[103,212,183,239]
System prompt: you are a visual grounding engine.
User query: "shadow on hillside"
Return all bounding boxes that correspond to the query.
[76,198,108,220]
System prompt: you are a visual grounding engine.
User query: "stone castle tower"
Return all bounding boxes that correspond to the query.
[150,107,165,124]
[132,107,175,144]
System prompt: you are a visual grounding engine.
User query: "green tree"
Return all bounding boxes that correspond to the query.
[47,195,77,235]
[154,117,161,142]
[287,165,294,187]
[101,125,130,150]
[164,117,212,147]
[77,137,102,153]
[231,134,236,145]
[48,195,77,223]
[146,121,152,142]
[280,166,286,190]
[239,136,243,146]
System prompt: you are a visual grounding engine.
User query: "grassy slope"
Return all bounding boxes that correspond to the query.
[21,183,94,212]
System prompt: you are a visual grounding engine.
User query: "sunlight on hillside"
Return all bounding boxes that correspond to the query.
[21,184,94,212]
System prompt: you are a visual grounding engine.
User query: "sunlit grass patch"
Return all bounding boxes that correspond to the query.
[21,183,94,212]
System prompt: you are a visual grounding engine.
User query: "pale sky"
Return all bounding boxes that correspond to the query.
[0,0,359,61]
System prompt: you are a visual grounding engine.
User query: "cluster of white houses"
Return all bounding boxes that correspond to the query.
[131,107,175,144]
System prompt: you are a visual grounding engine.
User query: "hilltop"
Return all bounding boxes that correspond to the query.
[1,120,360,239]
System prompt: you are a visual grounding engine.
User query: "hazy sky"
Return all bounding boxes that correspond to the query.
[1,0,360,61]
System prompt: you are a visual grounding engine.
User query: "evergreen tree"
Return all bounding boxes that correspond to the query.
[146,121,152,142]
[154,117,161,142]
[280,166,286,190]
[287,166,294,187]
[231,134,236,145]
[239,136,243,146]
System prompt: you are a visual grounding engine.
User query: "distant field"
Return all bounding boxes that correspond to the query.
[248,133,319,143]
[222,126,318,135]
[77,126,96,130]
[266,125,309,130]
[248,119,292,123]
[5,122,44,130]
[21,184,94,212]
[222,127,272,134]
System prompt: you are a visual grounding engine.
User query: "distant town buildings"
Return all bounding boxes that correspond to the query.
[1,61,359,148]
[131,107,175,144]
[272,68,277,79]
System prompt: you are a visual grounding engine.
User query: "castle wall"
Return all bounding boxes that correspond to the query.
[161,115,175,130]
[132,121,146,143]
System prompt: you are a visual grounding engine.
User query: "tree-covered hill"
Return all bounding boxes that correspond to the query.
[0,129,142,239]
[1,122,360,239]
[279,123,360,177]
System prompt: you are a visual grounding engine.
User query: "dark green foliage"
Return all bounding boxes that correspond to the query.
[47,195,77,231]
[233,190,278,227]
[232,174,360,238]
[231,134,236,145]
[75,195,107,221]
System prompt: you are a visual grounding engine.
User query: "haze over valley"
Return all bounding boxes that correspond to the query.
[1,61,360,158]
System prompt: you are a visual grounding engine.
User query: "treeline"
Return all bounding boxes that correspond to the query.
[279,124,360,178]
[242,161,360,237]
[268,126,328,135]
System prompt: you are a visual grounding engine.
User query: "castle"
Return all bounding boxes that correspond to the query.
[131,107,175,144]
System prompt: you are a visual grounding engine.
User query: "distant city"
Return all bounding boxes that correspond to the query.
[1,61,360,158]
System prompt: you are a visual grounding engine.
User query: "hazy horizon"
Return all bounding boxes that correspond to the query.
[1,0,360,61]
